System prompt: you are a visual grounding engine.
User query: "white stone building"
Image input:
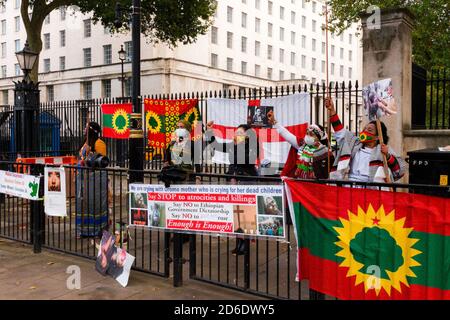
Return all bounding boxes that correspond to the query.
[0,0,362,104]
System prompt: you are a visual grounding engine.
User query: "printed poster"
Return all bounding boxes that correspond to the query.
[0,170,40,200]
[362,78,398,121]
[44,167,67,217]
[129,184,286,239]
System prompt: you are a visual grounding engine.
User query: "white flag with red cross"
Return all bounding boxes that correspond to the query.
[206,93,310,166]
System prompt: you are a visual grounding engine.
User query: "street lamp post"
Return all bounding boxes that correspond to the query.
[117,45,127,167]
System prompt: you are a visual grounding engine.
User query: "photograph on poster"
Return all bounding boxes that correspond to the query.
[47,171,61,192]
[233,205,257,235]
[257,196,283,216]
[258,216,284,237]
[148,202,166,227]
[130,192,148,209]
[247,106,274,128]
[362,78,398,121]
[131,208,148,226]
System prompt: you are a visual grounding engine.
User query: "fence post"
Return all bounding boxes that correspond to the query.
[173,232,184,287]
[163,231,171,278]
[243,238,250,290]
[189,234,197,278]
[30,165,44,253]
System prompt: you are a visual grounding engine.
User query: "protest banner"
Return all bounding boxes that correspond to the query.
[0,170,40,200]
[44,167,67,217]
[129,184,286,239]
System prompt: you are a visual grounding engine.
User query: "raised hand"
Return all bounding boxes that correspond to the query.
[267,110,276,125]
[325,97,336,115]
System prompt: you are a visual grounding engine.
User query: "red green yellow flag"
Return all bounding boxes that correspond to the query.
[284,180,450,300]
[101,104,132,139]
[144,98,200,148]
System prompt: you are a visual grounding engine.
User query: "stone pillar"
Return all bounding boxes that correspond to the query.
[361,8,415,159]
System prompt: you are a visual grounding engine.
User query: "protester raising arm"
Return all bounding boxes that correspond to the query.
[267,112,301,149]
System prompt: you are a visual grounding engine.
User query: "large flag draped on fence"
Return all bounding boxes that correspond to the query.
[101,103,132,139]
[284,180,450,300]
[144,98,201,148]
[206,93,310,165]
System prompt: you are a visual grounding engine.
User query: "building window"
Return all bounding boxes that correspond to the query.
[255,64,260,77]
[227,6,233,23]
[291,11,295,24]
[241,36,247,53]
[83,19,91,38]
[44,33,50,50]
[227,32,233,49]
[14,0,21,9]
[280,6,284,19]
[124,78,132,97]
[1,43,6,58]
[241,61,247,74]
[321,60,326,73]
[279,27,284,41]
[255,41,260,56]
[291,52,296,66]
[349,50,353,61]
[279,48,284,63]
[322,42,326,54]
[211,53,218,68]
[45,14,50,24]
[46,86,54,102]
[226,57,233,71]
[255,18,260,33]
[290,73,295,80]
[82,81,93,99]
[59,56,65,70]
[348,67,353,79]
[267,45,272,60]
[331,63,335,75]
[291,31,295,45]
[103,44,112,64]
[302,16,306,28]
[125,41,132,62]
[302,0,306,8]
[2,90,8,104]
[268,1,273,15]
[102,79,112,98]
[15,64,21,76]
[43,58,50,73]
[301,35,306,49]
[1,66,6,78]
[267,67,273,79]
[60,6,66,20]
[301,55,306,68]
[312,58,316,71]
[312,77,316,84]
[340,33,344,42]
[241,12,247,28]
[211,26,218,44]
[255,0,260,9]
[60,30,66,47]
[340,65,344,77]
[1,20,6,35]
[104,26,111,35]
[14,16,20,32]
[83,48,91,67]
[312,20,317,32]
[349,34,353,45]
[331,45,335,57]
[312,39,317,52]
[312,1,317,13]
[279,70,284,80]
[268,23,273,37]
[340,47,344,59]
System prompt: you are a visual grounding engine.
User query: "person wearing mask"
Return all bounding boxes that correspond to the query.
[325,98,405,183]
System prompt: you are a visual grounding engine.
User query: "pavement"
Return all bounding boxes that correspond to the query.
[0,238,264,300]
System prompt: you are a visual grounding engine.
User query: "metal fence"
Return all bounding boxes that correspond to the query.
[1,161,448,300]
[0,82,363,167]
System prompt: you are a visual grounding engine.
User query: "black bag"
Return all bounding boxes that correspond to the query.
[158,164,192,188]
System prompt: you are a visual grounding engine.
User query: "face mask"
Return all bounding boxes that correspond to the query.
[304,135,316,146]
[175,128,189,139]
[234,135,247,144]
[359,130,377,143]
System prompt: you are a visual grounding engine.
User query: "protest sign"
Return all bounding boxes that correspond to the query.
[44,167,67,217]
[362,78,398,122]
[0,170,40,200]
[129,184,286,239]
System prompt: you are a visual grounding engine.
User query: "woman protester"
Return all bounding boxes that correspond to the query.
[325,98,405,183]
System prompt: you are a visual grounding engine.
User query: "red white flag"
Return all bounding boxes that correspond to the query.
[206,93,310,166]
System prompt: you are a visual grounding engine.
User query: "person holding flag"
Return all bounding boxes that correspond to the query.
[325,98,405,183]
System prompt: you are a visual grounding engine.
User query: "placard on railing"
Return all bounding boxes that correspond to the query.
[129,184,286,239]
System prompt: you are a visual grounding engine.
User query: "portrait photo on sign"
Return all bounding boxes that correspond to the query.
[130,192,148,209]
[247,106,274,128]
[47,170,61,192]
[148,202,166,228]
[130,208,148,226]
[362,78,398,121]
[257,195,283,216]
[258,216,284,237]
[233,205,257,235]
[96,231,115,275]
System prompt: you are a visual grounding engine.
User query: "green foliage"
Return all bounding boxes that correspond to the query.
[324,0,450,71]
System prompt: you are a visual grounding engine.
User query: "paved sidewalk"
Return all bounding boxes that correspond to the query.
[0,239,264,300]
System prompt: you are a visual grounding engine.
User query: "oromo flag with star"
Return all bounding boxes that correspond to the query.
[284,180,450,300]
[101,103,132,139]
[144,98,200,148]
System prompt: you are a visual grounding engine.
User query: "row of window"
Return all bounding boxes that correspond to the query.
[230,1,320,21]
[0,0,21,12]
[210,54,353,80]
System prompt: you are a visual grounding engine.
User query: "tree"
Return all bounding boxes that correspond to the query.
[324,0,450,71]
[0,0,216,82]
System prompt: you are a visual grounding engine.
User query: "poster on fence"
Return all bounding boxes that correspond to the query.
[362,78,398,121]
[44,167,67,217]
[0,170,40,200]
[129,184,286,239]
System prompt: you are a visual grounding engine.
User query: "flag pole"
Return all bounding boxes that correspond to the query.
[325,3,331,177]
[375,118,392,184]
